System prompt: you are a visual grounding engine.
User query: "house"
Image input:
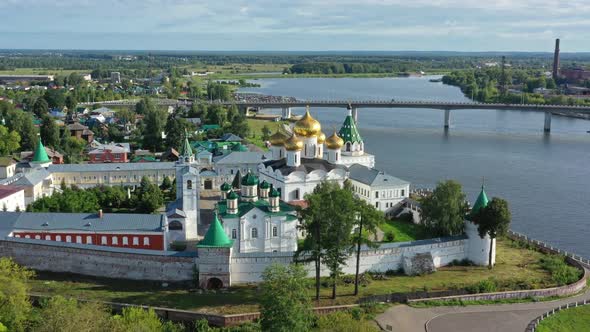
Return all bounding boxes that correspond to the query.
[161,148,180,162]
[88,145,129,163]
[67,123,94,143]
[196,124,221,134]
[0,157,17,179]
[0,186,25,211]
[20,147,64,165]
[3,211,167,251]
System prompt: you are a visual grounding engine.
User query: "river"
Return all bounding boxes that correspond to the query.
[238,76,590,257]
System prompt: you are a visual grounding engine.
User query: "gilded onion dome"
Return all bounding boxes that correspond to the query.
[325,130,344,150]
[317,132,326,144]
[293,107,321,137]
[269,130,289,146]
[284,133,304,151]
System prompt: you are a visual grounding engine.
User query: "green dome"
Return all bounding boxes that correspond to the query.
[197,213,233,248]
[471,185,489,215]
[227,190,239,200]
[32,137,50,163]
[220,182,231,191]
[270,187,281,197]
[241,171,258,186]
[259,180,271,189]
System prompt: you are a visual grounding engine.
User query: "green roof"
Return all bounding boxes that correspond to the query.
[197,213,233,248]
[181,132,194,158]
[220,182,231,191]
[232,143,248,152]
[241,171,258,186]
[201,124,221,131]
[217,199,297,219]
[31,137,50,163]
[227,190,239,200]
[259,180,271,189]
[471,185,489,215]
[131,156,157,162]
[270,187,281,197]
[338,112,363,144]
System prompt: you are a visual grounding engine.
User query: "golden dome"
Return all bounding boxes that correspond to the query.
[293,108,321,137]
[284,133,304,151]
[317,132,326,144]
[269,130,289,146]
[325,130,344,150]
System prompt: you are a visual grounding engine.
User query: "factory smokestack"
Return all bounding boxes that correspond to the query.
[552,38,560,80]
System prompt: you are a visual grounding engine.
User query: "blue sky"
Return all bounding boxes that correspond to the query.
[1,0,589,51]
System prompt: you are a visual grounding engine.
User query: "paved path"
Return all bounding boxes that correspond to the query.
[376,279,590,332]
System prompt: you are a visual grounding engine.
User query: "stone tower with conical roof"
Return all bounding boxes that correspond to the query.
[171,131,200,240]
[465,185,495,266]
[31,136,51,168]
[197,212,233,289]
[339,108,364,156]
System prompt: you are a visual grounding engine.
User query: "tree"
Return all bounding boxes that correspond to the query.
[32,97,49,118]
[61,136,87,164]
[261,125,271,142]
[5,109,37,151]
[0,125,20,155]
[473,197,511,269]
[351,195,382,295]
[135,97,155,115]
[298,181,357,300]
[0,258,34,332]
[136,177,164,213]
[142,106,167,152]
[34,296,112,332]
[40,115,60,148]
[65,94,78,111]
[164,115,192,151]
[421,180,469,237]
[44,89,66,109]
[67,73,84,87]
[111,307,168,332]
[160,176,172,191]
[259,264,313,332]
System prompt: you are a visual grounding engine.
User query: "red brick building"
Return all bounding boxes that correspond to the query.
[88,145,129,163]
[4,211,167,251]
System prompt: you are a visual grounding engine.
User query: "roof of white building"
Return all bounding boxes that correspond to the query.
[9,168,51,186]
[348,164,409,188]
[214,151,269,165]
[2,211,165,233]
[0,185,24,199]
[262,157,346,175]
[48,162,176,173]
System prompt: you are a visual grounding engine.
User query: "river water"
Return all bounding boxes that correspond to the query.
[239,77,590,257]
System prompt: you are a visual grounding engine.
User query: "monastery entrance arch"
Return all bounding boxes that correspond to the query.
[206,277,223,289]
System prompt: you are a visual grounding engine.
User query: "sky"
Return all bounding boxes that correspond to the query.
[0,0,589,52]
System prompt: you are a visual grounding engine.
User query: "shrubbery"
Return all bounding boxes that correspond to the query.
[539,256,582,286]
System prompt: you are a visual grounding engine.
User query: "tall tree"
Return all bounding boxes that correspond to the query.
[44,89,66,109]
[40,115,60,148]
[142,106,167,152]
[135,97,155,115]
[421,180,469,236]
[352,195,382,295]
[0,125,20,156]
[32,97,49,118]
[473,197,511,269]
[164,115,193,151]
[34,296,112,332]
[61,136,86,164]
[6,110,37,151]
[0,258,34,332]
[259,264,313,332]
[65,94,78,111]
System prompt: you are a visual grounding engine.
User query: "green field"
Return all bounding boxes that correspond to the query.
[26,238,568,314]
[245,117,292,149]
[536,305,590,332]
[379,218,430,242]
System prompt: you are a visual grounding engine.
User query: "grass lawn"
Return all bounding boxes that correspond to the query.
[378,218,430,242]
[536,305,590,332]
[26,238,566,314]
[245,118,291,149]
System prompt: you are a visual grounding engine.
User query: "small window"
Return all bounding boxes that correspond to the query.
[375,202,379,208]
[35,235,41,240]
[133,237,139,245]
[76,236,82,243]
[251,228,258,239]
[15,235,21,238]
[143,237,150,246]
[375,191,379,198]
[272,226,278,237]
[45,235,51,241]
[187,180,192,190]
[101,236,107,245]
[232,229,237,239]
[25,235,30,239]
[401,189,405,196]
[112,236,118,245]
[56,235,62,241]
[66,235,72,243]
[169,221,183,230]
[123,237,128,245]
[86,236,92,244]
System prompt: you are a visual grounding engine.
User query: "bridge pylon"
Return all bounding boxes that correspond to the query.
[444,109,451,129]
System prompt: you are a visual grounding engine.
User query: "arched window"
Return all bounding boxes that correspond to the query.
[143,237,150,246]
[76,236,82,243]
[187,180,192,190]
[251,228,258,239]
[45,235,51,241]
[86,236,92,244]
[346,142,351,152]
[112,236,118,245]
[231,229,237,239]
[25,235,30,239]
[100,236,107,245]
[122,237,129,245]
[133,237,139,245]
[272,226,278,237]
[66,235,72,242]
[169,221,183,230]
[34,235,41,239]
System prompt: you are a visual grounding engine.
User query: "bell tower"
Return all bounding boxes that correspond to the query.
[175,132,200,240]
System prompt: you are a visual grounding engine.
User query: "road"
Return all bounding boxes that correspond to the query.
[375,278,590,332]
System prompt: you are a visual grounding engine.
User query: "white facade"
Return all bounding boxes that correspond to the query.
[348,179,410,213]
[221,207,298,253]
[0,163,16,179]
[0,188,25,211]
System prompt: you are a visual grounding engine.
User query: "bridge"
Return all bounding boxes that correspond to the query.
[79,99,590,132]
